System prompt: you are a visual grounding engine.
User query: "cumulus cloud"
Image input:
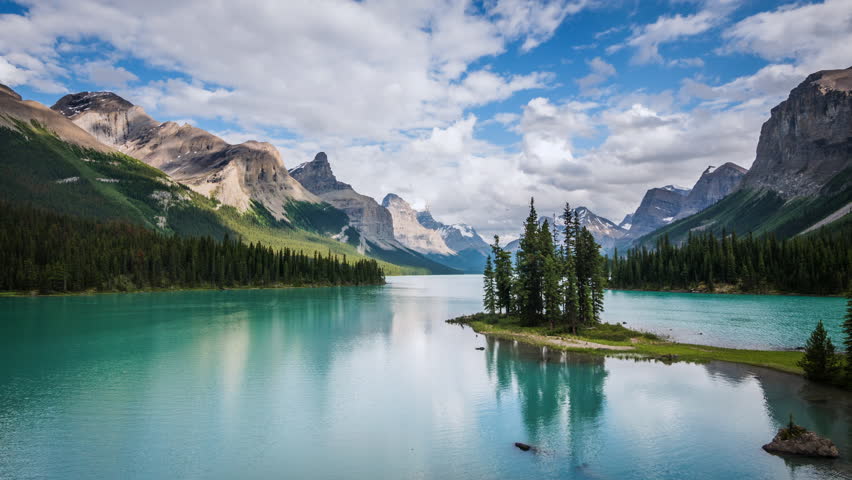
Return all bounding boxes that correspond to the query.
[576,57,616,95]
[77,60,138,88]
[721,0,852,72]
[0,0,588,140]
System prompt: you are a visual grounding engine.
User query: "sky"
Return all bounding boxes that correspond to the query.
[0,0,850,240]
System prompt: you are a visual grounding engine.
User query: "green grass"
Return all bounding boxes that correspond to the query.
[448,313,806,375]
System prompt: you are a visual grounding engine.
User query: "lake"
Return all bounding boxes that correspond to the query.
[0,275,849,479]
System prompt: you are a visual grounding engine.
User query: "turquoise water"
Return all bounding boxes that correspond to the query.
[0,275,849,479]
[604,290,847,349]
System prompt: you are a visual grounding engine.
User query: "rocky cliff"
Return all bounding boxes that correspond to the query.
[634,67,852,246]
[416,210,490,254]
[626,185,690,236]
[739,67,852,198]
[675,163,748,220]
[382,194,454,255]
[289,152,397,246]
[51,92,320,222]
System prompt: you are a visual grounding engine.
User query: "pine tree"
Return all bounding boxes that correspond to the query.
[516,198,544,325]
[483,255,496,315]
[798,319,841,382]
[561,204,580,333]
[540,220,561,329]
[491,235,513,314]
[844,292,852,381]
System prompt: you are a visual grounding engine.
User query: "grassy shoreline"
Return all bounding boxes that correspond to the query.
[447,313,805,375]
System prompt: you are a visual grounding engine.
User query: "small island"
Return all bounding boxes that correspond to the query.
[763,416,839,458]
[449,199,852,386]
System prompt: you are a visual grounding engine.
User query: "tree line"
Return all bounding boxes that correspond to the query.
[609,224,851,295]
[0,203,385,294]
[483,199,606,332]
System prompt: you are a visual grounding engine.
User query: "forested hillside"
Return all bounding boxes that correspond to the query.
[0,203,384,294]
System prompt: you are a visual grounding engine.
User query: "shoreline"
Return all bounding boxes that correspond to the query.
[0,281,387,298]
[607,287,843,298]
[448,313,806,376]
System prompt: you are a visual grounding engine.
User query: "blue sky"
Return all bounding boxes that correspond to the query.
[0,0,849,237]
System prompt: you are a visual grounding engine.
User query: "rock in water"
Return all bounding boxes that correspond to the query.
[762,425,839,458]
[475,347,485,351]
[514,442,533,452]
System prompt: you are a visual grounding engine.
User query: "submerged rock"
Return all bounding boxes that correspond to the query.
[514,442,535,452]
[763,421,839,458]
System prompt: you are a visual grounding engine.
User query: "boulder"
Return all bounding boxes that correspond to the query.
[514,442,535,452]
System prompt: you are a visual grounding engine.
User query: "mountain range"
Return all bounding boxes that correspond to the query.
[1,66,849,271]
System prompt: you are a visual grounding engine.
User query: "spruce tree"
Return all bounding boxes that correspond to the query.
[561,204,580,333]
[491,235,513,314]
[798,319,841,382]
[516,198,543,325]
[539,220,561,329]
[844,292,852,381]
[483,256,496,315]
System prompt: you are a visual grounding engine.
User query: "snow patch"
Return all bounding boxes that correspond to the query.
[55,176,79,184]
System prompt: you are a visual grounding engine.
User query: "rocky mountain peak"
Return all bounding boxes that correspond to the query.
[289,151,352,195]
[52,91,134,118]
[0,84,22,101]
[739,66,852,198]
[675,162,748,220]
[381,193,405,208]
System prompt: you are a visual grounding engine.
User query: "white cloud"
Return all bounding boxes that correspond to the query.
[576,57,616,95]
[625,11,719,64]
[721,0,852,72]
[78,60,138,88]
[0,0,590,140]
[491,0,593,52]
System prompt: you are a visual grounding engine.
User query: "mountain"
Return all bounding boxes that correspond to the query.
[415,210,490,273]
[637,67,852,246]
[51,92,330,228]
[381,193,489,273]
[504,206,627,256]
[288,152,457,274]
[625,185,690,237]
[415,210,490,254]
[0,83,230,237]
[289,152,396,246]
[382,194,454,255]
[675,163,748,220]
[618,213,633,230]
[0,85,448,275]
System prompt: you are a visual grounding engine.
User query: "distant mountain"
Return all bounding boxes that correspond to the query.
[504,206,627,256]
[382,194,454,255]
[618,213,633,231]
[381,193,490,273]
[624,185,690,237]
[416,210,490,254]
[675,163,748,220]
[52,92,328,228]
[638,67,852,246]
[289,153,458,274]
